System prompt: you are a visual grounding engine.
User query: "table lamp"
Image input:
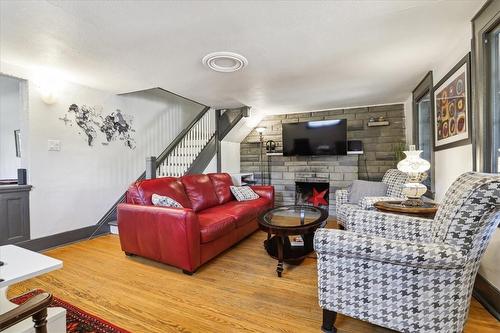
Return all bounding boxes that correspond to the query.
[397,145,431,206]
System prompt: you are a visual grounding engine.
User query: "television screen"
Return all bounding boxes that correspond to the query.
[282,119,347,156]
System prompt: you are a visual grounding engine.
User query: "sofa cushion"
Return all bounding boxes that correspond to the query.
[230,186,260,201]
[128,177,192,208]
[151,193,183,208]
[181,174,220,212]
[208,173,234,204]
[204,197,271,228]
[197,211,236,243]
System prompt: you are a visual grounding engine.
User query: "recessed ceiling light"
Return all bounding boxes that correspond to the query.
[202,52,248,73]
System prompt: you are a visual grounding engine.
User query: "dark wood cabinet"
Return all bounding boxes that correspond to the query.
[0,185,31,245]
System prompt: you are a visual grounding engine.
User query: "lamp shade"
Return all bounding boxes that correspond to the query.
[397,150,430,174]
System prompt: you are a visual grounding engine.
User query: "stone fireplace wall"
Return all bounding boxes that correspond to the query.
[240,104,406,214]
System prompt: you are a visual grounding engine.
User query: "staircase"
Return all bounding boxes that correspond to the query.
[102,105,248,237]
[156,108,216,177]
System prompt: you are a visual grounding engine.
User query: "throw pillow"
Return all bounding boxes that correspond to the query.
[151,193,183,208]
[348,180,388,204]
[230,186,260,201]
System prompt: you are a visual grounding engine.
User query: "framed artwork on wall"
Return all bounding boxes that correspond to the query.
[14,129,21,157]
[432,53,472,151]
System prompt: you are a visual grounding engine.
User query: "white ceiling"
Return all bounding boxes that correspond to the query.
[0,0,484,115]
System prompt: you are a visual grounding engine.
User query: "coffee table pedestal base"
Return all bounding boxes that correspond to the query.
[264,233,314,277]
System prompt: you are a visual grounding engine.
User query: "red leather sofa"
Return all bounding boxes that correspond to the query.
[117,173,274,274]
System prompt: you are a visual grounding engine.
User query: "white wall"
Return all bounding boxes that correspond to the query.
[404,14,499,288]
[220,140,240,173]
[1,62,202,239]
[203,155,217,174]
[0,75,21,179]
[403,94,413,145]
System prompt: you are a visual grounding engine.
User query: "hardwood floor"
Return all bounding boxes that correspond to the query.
[8,223,500,333]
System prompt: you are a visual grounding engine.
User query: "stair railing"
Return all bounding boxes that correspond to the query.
[156,107,216,177]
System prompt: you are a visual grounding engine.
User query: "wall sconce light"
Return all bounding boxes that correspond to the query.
[34,69,62,105]
[40,85,58,104]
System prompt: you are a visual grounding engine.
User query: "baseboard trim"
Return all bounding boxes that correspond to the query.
[16,225,110,252]
[473,273,500,321]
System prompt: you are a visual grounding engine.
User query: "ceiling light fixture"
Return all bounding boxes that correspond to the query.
[202,52,248,73]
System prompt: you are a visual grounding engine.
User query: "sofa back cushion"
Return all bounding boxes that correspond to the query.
[126,177,192,208]
[208,173,234,204]
[181,174,220,212]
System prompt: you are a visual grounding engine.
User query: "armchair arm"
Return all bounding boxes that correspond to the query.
[348,209,433,241]
[359,196,405,210]
[250,185,275,207]
[335,189,350,206]
[314,229,466,269]
[117,203,201,272]
[0,292,52,332]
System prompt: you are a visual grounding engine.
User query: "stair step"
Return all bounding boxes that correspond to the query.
[108,220,119,235]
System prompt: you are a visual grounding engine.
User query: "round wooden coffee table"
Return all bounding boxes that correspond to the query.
[373,200,438,218]
[258,205,328,277]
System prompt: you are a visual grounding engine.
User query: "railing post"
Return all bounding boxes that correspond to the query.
[146,156,157,179]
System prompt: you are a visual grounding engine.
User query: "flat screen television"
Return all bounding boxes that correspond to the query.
[282,119,347,156]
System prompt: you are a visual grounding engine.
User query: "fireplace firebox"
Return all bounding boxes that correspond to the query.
[295,181,329,210]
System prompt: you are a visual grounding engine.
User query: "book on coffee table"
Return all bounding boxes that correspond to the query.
[290,236,304,247]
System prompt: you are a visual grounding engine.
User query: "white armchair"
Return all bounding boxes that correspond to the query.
[336,169,409,228]
[315,172,500,333]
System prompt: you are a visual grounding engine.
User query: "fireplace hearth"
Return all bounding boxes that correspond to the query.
[295,181,329,210]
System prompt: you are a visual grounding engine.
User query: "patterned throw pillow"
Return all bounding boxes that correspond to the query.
[151,193,183,208]
[230,186,260,201]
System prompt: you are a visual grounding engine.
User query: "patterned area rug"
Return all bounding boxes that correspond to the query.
[11,289,130,333]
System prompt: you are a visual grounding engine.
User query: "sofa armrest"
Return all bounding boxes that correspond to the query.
[348,209,433,241]
[358,196,405,210]
[336,189,350,206]
[250,185,275,207]
[117,203,201,272]
[314,229,465,269]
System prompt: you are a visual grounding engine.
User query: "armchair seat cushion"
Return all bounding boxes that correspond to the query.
[198,212,236,243]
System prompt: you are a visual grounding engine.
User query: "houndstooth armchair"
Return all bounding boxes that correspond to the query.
[336,169,409,228]
[315,172,500,333]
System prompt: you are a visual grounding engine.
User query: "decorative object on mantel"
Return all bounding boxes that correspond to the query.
[255,127,266,185]
[367,116,390,127]
[433,53,471,151]
[265,140,276,153]
[397,145,431,206]
[60,104,136,149]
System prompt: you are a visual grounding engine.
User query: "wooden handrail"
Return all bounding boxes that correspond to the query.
[156,106,211,165]
[0,292,53,333]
